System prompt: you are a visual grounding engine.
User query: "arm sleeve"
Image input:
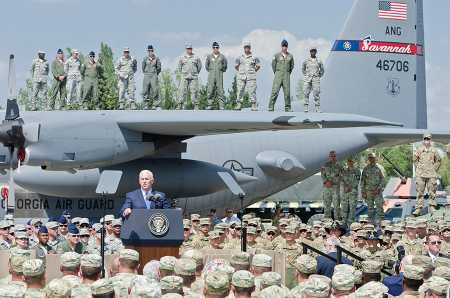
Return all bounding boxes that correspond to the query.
[319,61,325,77]
[80,63,85,78]
[120,194,133,216]
[434,150,442,171]
[156,58,162,75]
[205,56,210,72]
[302,61,307,75]
[141,58,146,73]
[271,56,277,73]
[222,56,228,72]
[197,58,202,73]
[290,56,295,73]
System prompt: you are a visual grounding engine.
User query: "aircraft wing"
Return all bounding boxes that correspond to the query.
[365,128,450,147]
[116,110,402,136]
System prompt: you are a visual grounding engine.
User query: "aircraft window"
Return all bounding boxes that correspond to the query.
[63,153,76,161]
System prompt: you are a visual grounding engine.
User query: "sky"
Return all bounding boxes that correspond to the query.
[0,0,449,129]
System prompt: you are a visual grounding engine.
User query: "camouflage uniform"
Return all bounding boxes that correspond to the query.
[64,54,82,105]
[115,51,138,108]
[205,51,227,109]
[31,55,49,110]
[141,51,162,109]
[414,141,441,214]
[176,51,202,109]
[235,51,261,110]
[361,162,385,222]
[269,49,294,112]
[33,242,54,260]
[275,241,302,289]
[104,235,124,254]
[321,160,342,219]
[302,55,324,112]
[191,233,210,249]
[23,259,46,298]
[341,165,361,225]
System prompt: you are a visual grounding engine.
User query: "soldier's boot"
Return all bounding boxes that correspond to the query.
[234,102,242,111]
[251,102,258,111]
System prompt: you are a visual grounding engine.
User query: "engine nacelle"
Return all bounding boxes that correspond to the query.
[0,145,20,173]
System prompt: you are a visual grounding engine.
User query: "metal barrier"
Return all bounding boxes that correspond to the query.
[300,241,392,276]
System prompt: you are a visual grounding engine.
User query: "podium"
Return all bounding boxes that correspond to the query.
[121,209,184,267]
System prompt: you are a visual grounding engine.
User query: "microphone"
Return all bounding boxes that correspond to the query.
[152,194,161,200]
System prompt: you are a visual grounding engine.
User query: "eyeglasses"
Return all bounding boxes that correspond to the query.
[50,227,58,231]
[213,46,219,49]
[71,235,80,238]
[105,221,112,225]
[423,137,431,140]
[113,225,121,228]
[59,224,67,227]
[80,235,90,238]
[428,241,442,245]
[267,232,276,236]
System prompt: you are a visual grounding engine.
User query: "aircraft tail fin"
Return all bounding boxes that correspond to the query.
[321,0,426,129]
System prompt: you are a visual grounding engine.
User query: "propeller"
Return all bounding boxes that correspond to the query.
[0,55,25,213]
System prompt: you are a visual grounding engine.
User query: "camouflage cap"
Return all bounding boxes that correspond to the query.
[361,260,382,274]
[354,281,388,298]
[10,252,31,273]
[313,220,322,228]
[412,255,434,271]
[14,231,28,239]
[278,218,289,226]
[71,49,79,54]
[261,271,282,287]
[232,270,254,288]
[45,221,59,229]
[79,228,90,236]
[208,230,221,240]
[248,218,259,226]
[353,270,363,285]
[230,252,251,266]
[332,272,354,291]
[23,258,45,277]
[100,214,115,223]
[367,152,376,159]
[47,278,71,298]
[190,214,200,221]
[243,41,251,48]
[419,276,448,296]
[14,224,26,232]
[294,254,317,274]
[159,256,177,271]
[349,222,362,231]
[161,294,182,298]
[112,218,122,227]
[433,266,450,281]
[246,226,257,235]
[91,278,114,295]
[403,264,424,280]
[130,278,161,298]
[0,284,26,298]
[60,252,81,268]
[160,275,183,291]
[123,47,130,52]
[92,223,102,232]
[180,250,203,267]
[205,271,230,295]
[119,248,140,262]
[359,215,369,223]
[423,132,432,139]
[199,218,210,226]
[355,230,368,238]
[0,220,9,229]
[242,214,253,221]
[284,225,296,234]
[265,225,277,233]
[79,218,90,226]
[214,222,229,231]
[183,219,191,226]
[391,233,401,241]
[81,254,102,268]
[174,258,196,276]
[405,220,416,229]
[251,254,272,268]
[302,277,331,298]
[334,264,356,275]
[260,285,291,298]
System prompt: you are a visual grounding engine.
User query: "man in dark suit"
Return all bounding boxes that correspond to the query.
[316,237,352,278]
[120,170,171,218]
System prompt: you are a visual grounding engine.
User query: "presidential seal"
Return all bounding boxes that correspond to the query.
[147,212,169,237]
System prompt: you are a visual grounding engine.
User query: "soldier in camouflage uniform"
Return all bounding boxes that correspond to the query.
[116,47,138,109]
[274,226,302,289]
[141,45,162,110]
[81,51,102,109]
[30,50,49,111]
[268,39,294,112]
[321,150,342,219]
[46,278,71,298]
[413,133,441,215]
[291,254,317,296]
[59,252,81,287]
[0,220,12,250]
[231,270,255,297]
[302,47,324,113]
[22,259,46,297]
[192,218,210,249]
[341,158,361,225]
[56,224,84,254]
[205,42,227,110]
[45,221,60,250]
[110,249,140,298]
[64,49,82,107]
[235,41,261,111]
[49,49,67,110]
[33,226,55,260]
[398,265,424,298]
[400,220,424,256]
[177,44,202,110]
[361,153,385,224]
[104,218,124,254]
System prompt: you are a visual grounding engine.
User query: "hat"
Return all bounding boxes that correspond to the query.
[403,265,424,280]
[174,258,196,276]
[71,217,81,224]
[130,277,161,298]
[38,226,48,234]
[38,50,46,54]
[58,216,68,224]
[88,51,95,57]
[354,281,388,298]
[79,218,90,226]
[243,41,251,48]
[313,221,322,228]
[46,279,71,298]
[160,275,183,291]
[91,278,114,295]
[60,252,81,268]
[101,214,115,223]
[10,253,31,273]
[367,152,376,159]
[205,271,229,295]
[433,266,450,281]
[261,271,282,287]
[215,222,229,230]
[412,256,434,272]
[46,221,59,229]
[23,259,45,277]
[419,276,448,296]
[278,218,289,226]
[284,225,296,234]
[423,133,432,139]
[112,218,122,227]
[334,264,355,275]
[405,220,416,228]
[260,285,291,298]
[332,272,354,291]
[190,214,200,221]
[68,224,79,235]
[162,293,183,298]
[120,249,140,262]
[0,220,9,229]
[180,250,203,267]
[310,47,317,51]
[294,254,317,274]
[212,41,220,48]
[281,39,288,47]
[302,277,330,298]
[123,47,130,52]
[160,256,177,271]
[185,43,193,49]
[15,231,28,239]
[246,226,257,235]
[208,230,221,240]
[232,270,254,288]
[57,49,63,54]
[361,260,382,274]
[350,222,362,231]
[147,45,154,50]
[230,252,251,266]
[79,228,90,236]
[81,254,102,268]
[251,254,272,268]
[199,218,210,226]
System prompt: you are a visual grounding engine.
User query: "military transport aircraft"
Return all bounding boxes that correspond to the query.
[1,0,448,217]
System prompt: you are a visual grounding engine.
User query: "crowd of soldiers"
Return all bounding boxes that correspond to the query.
[29,40,325,112]
[0,206,449,298]
[320,133,442,225]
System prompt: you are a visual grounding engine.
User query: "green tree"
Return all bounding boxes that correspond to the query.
[159,69,177,110]
[295,78,303,105]
[17,79,33,110]
[98,43,118,109]
[225,75,238,110]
